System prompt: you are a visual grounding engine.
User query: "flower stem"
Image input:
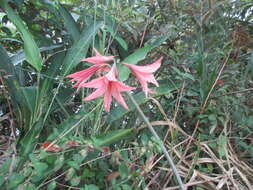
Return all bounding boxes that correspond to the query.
[127,92,186,190]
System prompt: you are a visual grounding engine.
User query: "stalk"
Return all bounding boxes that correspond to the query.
[127,92,186,190]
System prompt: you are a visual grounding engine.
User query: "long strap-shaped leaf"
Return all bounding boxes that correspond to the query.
[0,1,42,71]
[58,4,80,42]
[61,21,103,75]
[0,46,22,106]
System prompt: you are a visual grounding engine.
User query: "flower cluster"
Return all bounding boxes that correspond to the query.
[66,48,163,112]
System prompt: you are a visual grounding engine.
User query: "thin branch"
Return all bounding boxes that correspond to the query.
[127,92,186,190]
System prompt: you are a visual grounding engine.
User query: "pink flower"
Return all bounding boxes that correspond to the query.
[123,57,163,97]
[66,64,108,91]
[81,48,114,65]
[81,65,135,112]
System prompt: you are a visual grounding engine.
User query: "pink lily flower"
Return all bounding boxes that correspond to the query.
[123,57,163,97]
[81,48,114,65]
[81,65,135,112]
[66,64,108,91]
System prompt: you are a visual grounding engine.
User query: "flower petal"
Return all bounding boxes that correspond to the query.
[105,64,118,81]
[123,57,162,73]
[80,76,106,88]
[104,84,112,112]
[81,48,114,64]
[84,86,106,101]
[111,84,129,110]
[66,65,101,90]
[115,81,136,92]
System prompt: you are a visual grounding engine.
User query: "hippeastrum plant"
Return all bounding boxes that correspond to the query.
[66,48,163,112]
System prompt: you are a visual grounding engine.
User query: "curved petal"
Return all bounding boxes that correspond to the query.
[123,57,162,73]
[84,86,106,101]
[66,65,99,79]
[66,65,101,90]
[80,76,106,88]
[104,83,112,112]
[111,86,129,110]
[115,81,136,92]
[105,64,118,81]
[81,48,114,64]
[136,72,159,87]
[93,47,102,57]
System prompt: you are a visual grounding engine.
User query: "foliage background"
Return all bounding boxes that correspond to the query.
[0,0,253,189]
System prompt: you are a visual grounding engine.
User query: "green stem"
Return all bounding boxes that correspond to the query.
[127,92,186,190]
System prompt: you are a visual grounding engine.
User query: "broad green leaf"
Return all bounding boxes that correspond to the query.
[91,128,134,147]
[0,159,11,174]
[107,81,180,123]
[7,173,25,189]
[47,181,56,190]
[84,184,99,190]
[53,155,64,171]
[119,162,128,179]
[68,161,80,170]
[61,21,103,75]
[58,4,80,42]
[33,162,48,176]
[1,1,42,71]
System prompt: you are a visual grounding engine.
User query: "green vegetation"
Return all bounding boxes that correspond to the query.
[0,0,252,189]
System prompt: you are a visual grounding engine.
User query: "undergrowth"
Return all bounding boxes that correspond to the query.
[0,0,253,189]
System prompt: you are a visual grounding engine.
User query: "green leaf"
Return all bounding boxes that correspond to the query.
[119,162,128,179]
[68,161,80,170]
[84,184,99,190]
[53,155,64,171]
[7,173,25,189]
[58,4,80,42]
[0,155,11,175]
[70,176,81,186]
[47,181,56,190]
[218,135,226,159]
[0,46,23,107]
[33,162,48,176]
[0,175,4,186]
[61,21,103,75]
[91,128,134,147]
[105,25,128,50]
[1,1,42,71]
[122,184,132,190]
[19,119,43,158]
[20,86,37,113]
